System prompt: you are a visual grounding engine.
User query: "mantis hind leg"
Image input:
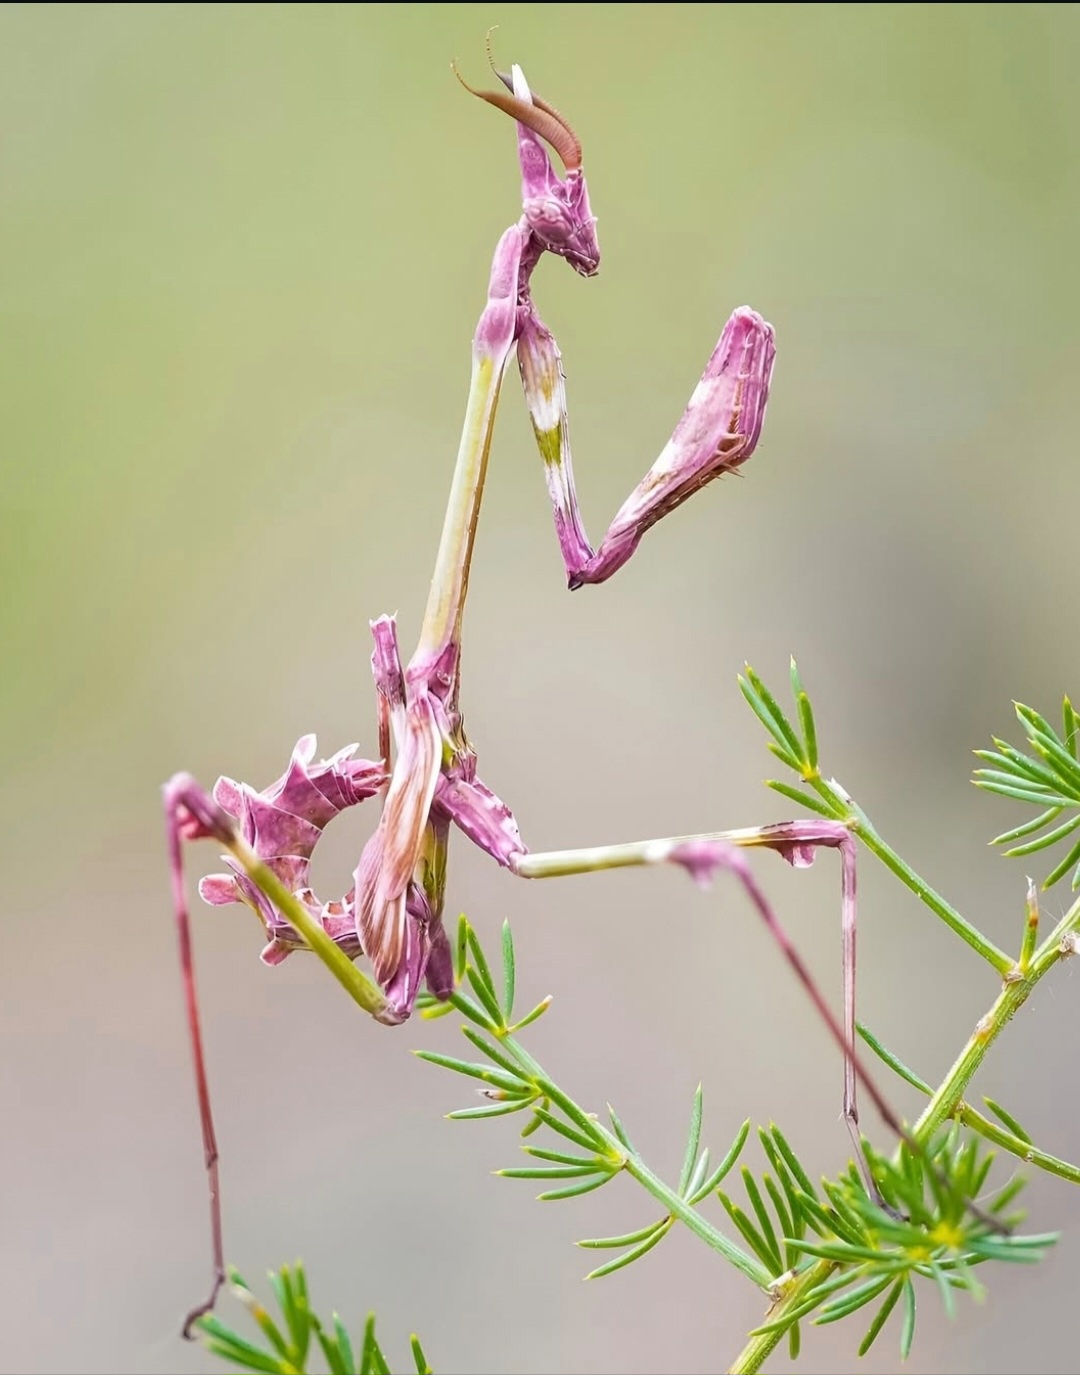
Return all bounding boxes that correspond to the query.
[504,821,898,1200]
[163,776,227,1336]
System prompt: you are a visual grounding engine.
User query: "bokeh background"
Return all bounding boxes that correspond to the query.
[3,4,1080,1372]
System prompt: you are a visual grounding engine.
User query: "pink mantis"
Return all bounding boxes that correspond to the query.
[165,53,903,1333]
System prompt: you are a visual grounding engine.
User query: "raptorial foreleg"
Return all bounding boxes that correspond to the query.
[517,303,776,587]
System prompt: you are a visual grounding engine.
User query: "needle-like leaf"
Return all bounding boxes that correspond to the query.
[814,1272,894,1326]
[1045,836,1080,888]
[857,1278,905,1356]
[677,1085,704,1196]
[584,1222,671,1279]
[765,779,837,818]
[447,1098,535,1120]
[500,920,516,1020]
[538,1172,617,1202]
[856,1023,932,1095]
[606,1103,637,1154]
[461,1026,531,1081]
[410,1334,433,1375]
[1003,811,1080,858]
[982,1097,1032,1145]
[532,1108,603,1153]
[689,1119,750,1203]
[990,806,1064,846]
[578,1219,668,1250]
[525,1145,604,1167]
[413,1049,526,1093]
[740,1168,783,1272]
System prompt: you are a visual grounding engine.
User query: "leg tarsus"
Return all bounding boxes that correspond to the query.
[181,1239,225,1340]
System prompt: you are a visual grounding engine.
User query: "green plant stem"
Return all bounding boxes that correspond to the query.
[726,1261,833,1375]
[727,889,1080,1375]
[913,893,1080,1141]
[807,777,1013,974]
[619,1151,768,1287]
[955,1102,1080,1184]
[498,1031,773,1288]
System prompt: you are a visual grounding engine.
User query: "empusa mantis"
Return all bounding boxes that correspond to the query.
[164,53,910,1334]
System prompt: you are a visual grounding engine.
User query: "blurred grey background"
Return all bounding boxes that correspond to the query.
[3,4,1079,1372]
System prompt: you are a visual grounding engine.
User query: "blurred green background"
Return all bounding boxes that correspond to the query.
[3,4,1079,1372]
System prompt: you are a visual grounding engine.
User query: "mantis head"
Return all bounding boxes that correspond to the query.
[455,58,601,277]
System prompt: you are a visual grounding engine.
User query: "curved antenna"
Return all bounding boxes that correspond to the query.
[452,53,583,172]
[484,33,584,162]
